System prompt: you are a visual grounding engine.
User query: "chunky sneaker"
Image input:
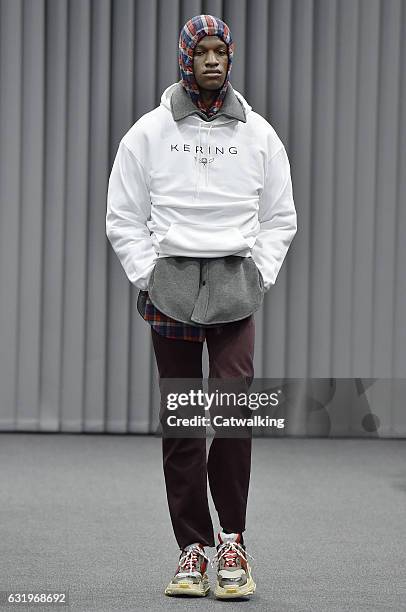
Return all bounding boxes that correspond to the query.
[164,542,211,597]
[211,530,256,599]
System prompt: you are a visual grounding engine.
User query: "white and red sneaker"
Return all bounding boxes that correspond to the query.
[211,530,256,599]
[164,542,211,597]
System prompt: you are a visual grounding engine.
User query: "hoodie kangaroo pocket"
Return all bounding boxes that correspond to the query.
[157,223,251,257]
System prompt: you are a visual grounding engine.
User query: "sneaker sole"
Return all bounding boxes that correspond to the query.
[165,574,210,597]
[214,572,256,599]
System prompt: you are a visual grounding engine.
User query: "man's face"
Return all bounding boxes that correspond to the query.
[193,35,229,91]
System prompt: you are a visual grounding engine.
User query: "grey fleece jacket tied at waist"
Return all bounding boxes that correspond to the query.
[137,255,265,327]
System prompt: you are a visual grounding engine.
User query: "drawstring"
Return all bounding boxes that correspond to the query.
[194,122,202,200]
[206,122,213,187]
[194,121,214,200]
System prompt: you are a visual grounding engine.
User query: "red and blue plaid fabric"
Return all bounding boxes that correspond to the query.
[142,293,206,342]
[178,14,234,118]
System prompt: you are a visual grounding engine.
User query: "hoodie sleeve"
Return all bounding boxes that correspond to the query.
[251,145,297,292]
[106,140,158,291]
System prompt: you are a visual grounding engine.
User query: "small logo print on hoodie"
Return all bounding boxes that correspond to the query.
[194,156,214,166]
[170,144,238,155]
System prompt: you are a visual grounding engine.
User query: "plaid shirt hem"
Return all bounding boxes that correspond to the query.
[142,292,206,341]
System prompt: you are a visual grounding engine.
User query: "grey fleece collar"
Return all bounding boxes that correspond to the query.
[170,81,246,123]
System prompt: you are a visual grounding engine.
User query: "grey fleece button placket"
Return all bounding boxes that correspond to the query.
[191,260,209,324]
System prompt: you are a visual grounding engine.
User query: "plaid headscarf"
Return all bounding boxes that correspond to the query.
[178,14,234,118]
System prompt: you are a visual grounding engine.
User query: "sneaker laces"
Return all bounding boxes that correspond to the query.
[179,544,210,574]
[210,540,255,569]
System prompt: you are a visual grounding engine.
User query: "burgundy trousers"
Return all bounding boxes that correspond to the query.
[151,315,255,549]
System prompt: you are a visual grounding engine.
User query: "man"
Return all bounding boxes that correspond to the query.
[106,14,297,599]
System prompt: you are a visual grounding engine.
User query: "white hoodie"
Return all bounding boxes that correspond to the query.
[106,82,297,292]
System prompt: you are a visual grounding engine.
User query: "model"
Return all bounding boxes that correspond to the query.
[106,13,297,600]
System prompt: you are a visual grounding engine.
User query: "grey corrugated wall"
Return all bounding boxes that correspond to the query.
[0,0,405,436]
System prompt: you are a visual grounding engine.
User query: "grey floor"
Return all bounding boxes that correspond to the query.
[0,434,405,611]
